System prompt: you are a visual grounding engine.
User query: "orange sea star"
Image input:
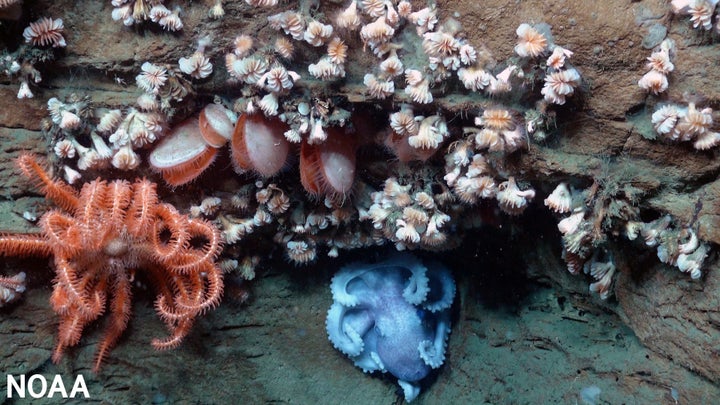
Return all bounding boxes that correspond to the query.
[0,155,224,371]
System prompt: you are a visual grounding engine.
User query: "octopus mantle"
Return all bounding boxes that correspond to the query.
[326,253,455,402]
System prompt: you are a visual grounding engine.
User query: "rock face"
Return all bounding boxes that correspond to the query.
[1,0,719,402]
[616,260,720,384]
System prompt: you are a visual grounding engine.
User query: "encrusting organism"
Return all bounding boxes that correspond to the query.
[23,17,66,48]
[134,60,195,110]
[496,177,536,216]
[245,0,278,7]
[179,37,214,80]
[364,175,457,251]
[651,102,720,150]
[0,155,224,372]
[627,216,710,280]
[543,171,643,299]
[671,0,720,32]
[544,182,572,214]
[0,272,26,307]
[208,0,224,19]
[44,93,173,179]
[638,39,675,95]
[511,23,582,105]
[111,0,183,31]
[1,16,64,99]
[514,23,548,58]
[0,0,22,10]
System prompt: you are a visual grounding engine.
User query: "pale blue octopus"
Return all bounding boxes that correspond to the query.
[326,253,455,402]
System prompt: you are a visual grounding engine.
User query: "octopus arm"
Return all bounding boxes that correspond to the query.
[398,379,421,403]
[399,254,429,305]
[351,330,384,373]
[422,262,456,312]
[360,252,430,305]
[330,264,368,307]
[326,302,372,357]
[418,312,451,369]
[369,351,386,372]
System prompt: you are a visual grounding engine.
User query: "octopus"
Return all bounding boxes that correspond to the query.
[326,253,455,402]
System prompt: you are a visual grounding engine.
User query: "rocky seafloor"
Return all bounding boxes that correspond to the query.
[1,0,720,403]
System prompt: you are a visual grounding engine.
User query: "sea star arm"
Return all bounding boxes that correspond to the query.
[167,218,223,273]
[151,318,195,350]
[126,179,159,235]
[53,311,84,364]
[38,210,81,255]
[16,154,79,212]
[0,233,52,257]
[93,271,132,372]
[53,303,96,364]
[53,269,108,366]
[174,261,223,314]
[151,204,191,261]
[54,256,101,316]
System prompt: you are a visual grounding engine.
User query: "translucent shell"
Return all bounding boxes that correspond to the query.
[231,113,290,177]
[299,128,356,200]
[199,104,234,148]
[149,119,218,186]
